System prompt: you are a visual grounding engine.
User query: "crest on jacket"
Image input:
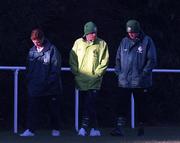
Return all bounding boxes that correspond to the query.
[137,46,143,53]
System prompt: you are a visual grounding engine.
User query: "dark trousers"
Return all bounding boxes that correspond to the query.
[115,88,150,126]
[26,95,60,131]
[80,89,99,129]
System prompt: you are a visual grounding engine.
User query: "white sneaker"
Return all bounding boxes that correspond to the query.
[20,129,35,137]
[52,130,60,136]
[89,128,101,136]
[78,128,87,136]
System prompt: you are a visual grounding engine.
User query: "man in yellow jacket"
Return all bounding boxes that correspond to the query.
[69,21,109,136]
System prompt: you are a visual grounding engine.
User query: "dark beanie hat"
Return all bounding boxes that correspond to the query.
[84,21,97,36]
[126,19,141,33]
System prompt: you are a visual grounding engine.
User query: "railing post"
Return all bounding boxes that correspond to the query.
[75,88,79,132]
[14,69,19,133]
[131,93,135,128]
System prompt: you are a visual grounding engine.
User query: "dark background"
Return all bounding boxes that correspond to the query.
[0,0,180,130]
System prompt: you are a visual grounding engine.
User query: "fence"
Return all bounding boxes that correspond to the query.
[1,66,180,133]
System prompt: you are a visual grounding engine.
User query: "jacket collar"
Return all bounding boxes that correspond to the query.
[82,37,100,45]
[32,39,51,52]
[127,31,145,42]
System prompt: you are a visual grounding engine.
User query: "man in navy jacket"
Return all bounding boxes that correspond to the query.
[20,28,62,137]
[111,20,157,136]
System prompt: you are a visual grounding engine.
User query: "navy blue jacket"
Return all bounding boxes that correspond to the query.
[115,32,157,88]
[27,39,62,97]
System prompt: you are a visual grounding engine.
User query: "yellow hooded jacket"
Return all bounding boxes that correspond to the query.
[69,37,109,91]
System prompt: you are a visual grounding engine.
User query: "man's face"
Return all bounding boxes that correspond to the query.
[86,32,97,42]
[128,32,139,40]
[32,38,44,48]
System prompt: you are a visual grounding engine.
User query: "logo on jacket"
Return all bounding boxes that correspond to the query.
[42,53,50,64]
[93,50,98,57]
[44,57,48,63]
[137,46,143,53]
[124,48,128,52]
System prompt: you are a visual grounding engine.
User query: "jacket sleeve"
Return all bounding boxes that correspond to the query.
[26,52,30,82]
[47,46,61,84]
[115,41,122,75]
[94,42,109,77]
[143,38,157,73]
[69,41,78,75]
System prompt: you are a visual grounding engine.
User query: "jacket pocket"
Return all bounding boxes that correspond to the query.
[140,71,151,87]
[118,73,128,86]
[132,76,141,86]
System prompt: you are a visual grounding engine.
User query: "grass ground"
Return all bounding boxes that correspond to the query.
[1,127,180,143]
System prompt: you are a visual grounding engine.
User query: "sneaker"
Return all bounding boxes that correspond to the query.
[110,127,124,136]
[89,128,101,136]
[52,130,60,136]
[20,129,35,137]
[78,128,87,136]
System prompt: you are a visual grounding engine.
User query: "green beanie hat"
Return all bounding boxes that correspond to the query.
[126,19,141,33]
[84,21,97,36]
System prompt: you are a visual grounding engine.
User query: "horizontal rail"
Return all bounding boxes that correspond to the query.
[0,66,26,70]
[1,66,180,73]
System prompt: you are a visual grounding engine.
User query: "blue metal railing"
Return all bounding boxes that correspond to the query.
[1,66,180,133]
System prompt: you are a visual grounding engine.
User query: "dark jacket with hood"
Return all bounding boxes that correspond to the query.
[115,32,157,88]
[27,39,62,97]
